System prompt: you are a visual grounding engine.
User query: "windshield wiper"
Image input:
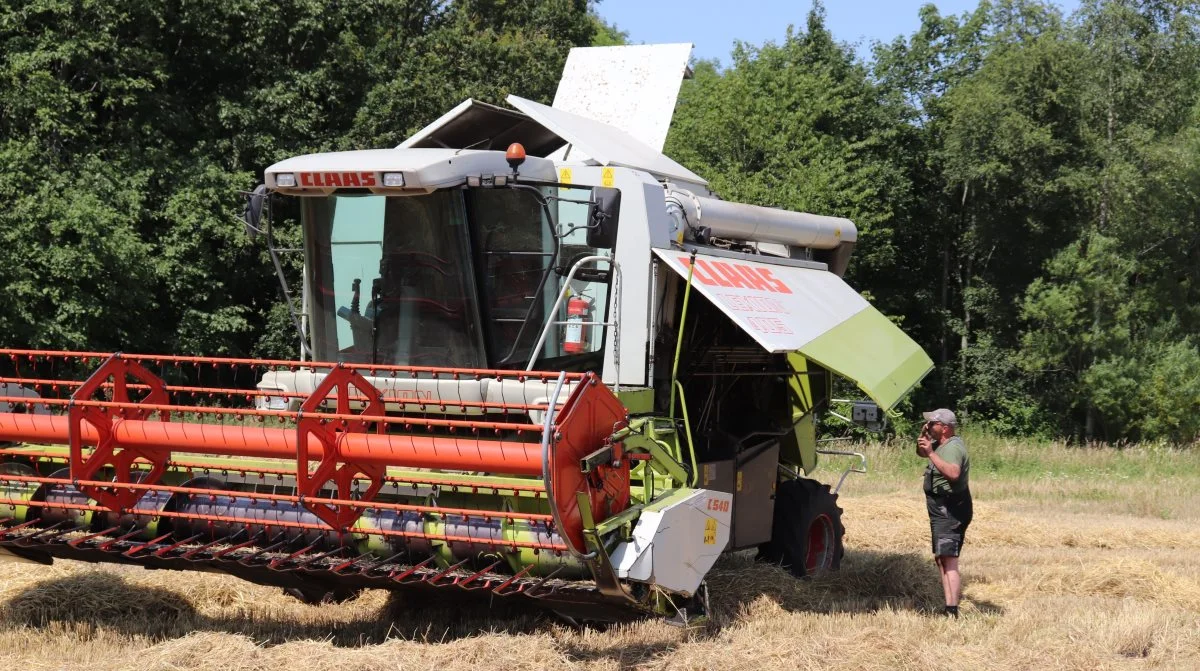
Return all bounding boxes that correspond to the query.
[371,278,382,366]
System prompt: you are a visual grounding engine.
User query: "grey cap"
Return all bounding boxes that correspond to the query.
[922,408,957,426]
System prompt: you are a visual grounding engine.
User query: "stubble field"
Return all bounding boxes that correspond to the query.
[0,436,1196,670]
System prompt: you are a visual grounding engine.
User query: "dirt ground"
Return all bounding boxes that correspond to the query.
[0,442,1197,670]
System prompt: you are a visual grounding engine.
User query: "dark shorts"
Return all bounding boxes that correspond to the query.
[926,492,973,557]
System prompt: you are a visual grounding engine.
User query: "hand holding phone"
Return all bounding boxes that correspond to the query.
[916,423,934,457]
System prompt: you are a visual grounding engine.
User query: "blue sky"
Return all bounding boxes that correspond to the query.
[595,0,1083,64]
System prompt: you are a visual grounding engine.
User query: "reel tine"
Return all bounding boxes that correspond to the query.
[152,533,205,558]
[330,551,375,575]
[524,565,566,599]
[293,546,346,571]
[122,532,174,558]
[66,525,122,549]
[0,518,46,537]
[388,555,437,583]
[491,564,535,597]
[426,558,470,586]
[357,551,407,576]
[458,560,502,591]
[17,520,68,544]
[267,541,321,570]
[97,527,150,552]
[36,523,89,544]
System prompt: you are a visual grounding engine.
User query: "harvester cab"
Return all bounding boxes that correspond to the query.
[0,44,933,623]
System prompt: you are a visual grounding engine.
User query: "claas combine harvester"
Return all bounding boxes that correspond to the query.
[0,45,933,623]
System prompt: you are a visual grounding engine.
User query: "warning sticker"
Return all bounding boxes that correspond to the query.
[703,518,717,545]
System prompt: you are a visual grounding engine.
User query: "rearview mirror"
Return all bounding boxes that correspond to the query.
[586,187,620,249]
[243,183,268,240]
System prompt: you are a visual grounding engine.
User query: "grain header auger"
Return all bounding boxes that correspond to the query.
[0,44,934,623]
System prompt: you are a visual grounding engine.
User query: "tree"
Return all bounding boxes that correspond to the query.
[666,5,918,317]
[0,0,596,359]
[1020,0,1200,442]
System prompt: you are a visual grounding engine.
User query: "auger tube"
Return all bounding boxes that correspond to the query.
[667,188,858,249]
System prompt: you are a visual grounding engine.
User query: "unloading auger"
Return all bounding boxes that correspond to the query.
[0,44,934,623]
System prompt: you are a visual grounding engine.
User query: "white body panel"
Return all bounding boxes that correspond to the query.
[508,95,707,185]
[256,369,575,423]
[610,489,733,595]
[264,148,557,194]
[652,248,870,353]
[550,43,694,153]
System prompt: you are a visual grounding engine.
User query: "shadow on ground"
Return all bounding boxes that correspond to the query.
[704,548,1001,625]
[0,548,1002,656]
[0,570,556,647]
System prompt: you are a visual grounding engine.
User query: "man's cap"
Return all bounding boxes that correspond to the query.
[922,408,957,426]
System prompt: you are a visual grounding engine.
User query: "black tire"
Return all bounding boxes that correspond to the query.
[757,477,845,578]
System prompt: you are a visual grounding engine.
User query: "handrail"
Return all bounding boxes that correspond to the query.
[668,250,696,421]
[815,448,868,494]
[525,255,622,389]
[672,380,699,487]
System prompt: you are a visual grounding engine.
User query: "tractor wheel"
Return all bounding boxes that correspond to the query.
[757,477,845,578]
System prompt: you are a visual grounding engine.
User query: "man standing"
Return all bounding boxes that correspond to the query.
[917,408,972,618]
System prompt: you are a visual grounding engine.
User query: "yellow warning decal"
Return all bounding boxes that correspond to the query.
[559,167,573,184]
[736,471,743,492]
[601,167,615,187]
[703,518,717,545]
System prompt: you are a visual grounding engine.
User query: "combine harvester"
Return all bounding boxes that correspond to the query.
[0,45,932,623]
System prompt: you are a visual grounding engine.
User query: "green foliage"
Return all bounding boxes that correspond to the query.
[867,0,1200,443]
[0,0,594,360]
[589,11,628,46]
[0,0,1196,444]
[666,6,917,315]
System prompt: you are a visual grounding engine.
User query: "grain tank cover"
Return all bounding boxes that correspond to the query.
[653,249,933,411]
[550,42,694,153]
[506,95,707,185]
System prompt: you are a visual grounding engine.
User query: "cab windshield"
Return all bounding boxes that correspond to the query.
[303,187,612,369]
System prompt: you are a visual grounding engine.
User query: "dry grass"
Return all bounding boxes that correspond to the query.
[0,437,1197,670]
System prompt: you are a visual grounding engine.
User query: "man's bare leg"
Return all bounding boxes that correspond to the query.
[935,556,952,604]
[942,556,961,606]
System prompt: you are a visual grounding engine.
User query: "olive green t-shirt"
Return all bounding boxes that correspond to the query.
[924,436,969,497]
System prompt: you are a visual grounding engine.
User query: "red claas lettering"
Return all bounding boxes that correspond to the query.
[756,268,792,294]
[296,172,377,188]
[677,256,793,294]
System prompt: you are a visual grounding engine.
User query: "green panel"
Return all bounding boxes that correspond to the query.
[616,388,654,414]
[779,354,818,473]
[799,307,933,411]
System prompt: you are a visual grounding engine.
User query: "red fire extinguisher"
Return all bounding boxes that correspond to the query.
[563,295,590,354]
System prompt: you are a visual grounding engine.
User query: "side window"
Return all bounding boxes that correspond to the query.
[550,187,614,362]
[467,186,617,368]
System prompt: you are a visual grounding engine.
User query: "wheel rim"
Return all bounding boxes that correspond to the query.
[805,513,834,572]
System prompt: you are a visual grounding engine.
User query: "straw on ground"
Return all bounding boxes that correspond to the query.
[0,436,1196,670]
